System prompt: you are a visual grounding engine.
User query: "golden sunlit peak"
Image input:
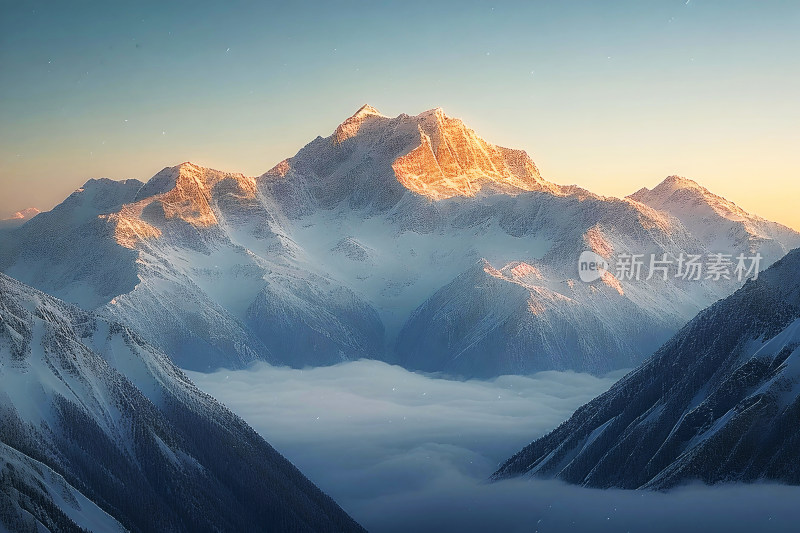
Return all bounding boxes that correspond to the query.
[391,107,562,200]
[9,207,40,220]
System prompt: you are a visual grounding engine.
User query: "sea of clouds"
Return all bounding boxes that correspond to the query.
[188,360,800,532]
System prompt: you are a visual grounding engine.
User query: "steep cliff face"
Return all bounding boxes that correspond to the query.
[391,108,559,199]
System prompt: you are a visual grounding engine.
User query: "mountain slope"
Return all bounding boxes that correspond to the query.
[396,257,681,377]
[0,273,365,532]
[1,442,126,533]
[1,106,798,376]
[493,247,800,488]
[0,178,143,309]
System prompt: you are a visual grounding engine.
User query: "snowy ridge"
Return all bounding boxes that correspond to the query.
[629,175,800,264]
[0,273,365,532]
[493,248,800,488]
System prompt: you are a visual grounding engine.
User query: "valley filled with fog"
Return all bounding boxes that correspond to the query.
[189,361,800,533]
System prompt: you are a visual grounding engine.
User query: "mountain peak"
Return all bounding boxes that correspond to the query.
[138,161,251,197]
[418,106,446,118]
[176,160,202,171]
[629,175,724,209]
[630,175,702,199]
[352,104,384,118]
[0,207,41,229]
[103,162,259,248]
[283,104,564,201]
[628,175,800,259]
[662,174,700,187]
[7,207,40,220]
[655,175,704,194]
[334,104,388,144]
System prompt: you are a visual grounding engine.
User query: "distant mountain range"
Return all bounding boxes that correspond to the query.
[1,106,798,376]
[0,208,40,230]
[0,273,364,532]
[493,247,800,488]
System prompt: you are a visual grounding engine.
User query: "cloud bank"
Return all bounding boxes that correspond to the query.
[188,360,800,532]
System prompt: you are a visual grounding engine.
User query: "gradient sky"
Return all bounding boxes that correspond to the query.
[1,1,799,228]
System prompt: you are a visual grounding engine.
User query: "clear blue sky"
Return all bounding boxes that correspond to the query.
[2,1,799,227]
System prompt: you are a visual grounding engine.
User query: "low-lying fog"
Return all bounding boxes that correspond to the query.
[188,360,799,532]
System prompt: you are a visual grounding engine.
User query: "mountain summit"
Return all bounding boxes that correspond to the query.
[270,105,562,209]
[353,103,383,116]
[630,175,746,220]
[333,104,387,143]
[629,175,799,258]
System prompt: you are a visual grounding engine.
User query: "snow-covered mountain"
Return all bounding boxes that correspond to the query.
[1,106,797,376]
[629,175,800,261]
[0,273,365,532]
[493,247,800,488]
